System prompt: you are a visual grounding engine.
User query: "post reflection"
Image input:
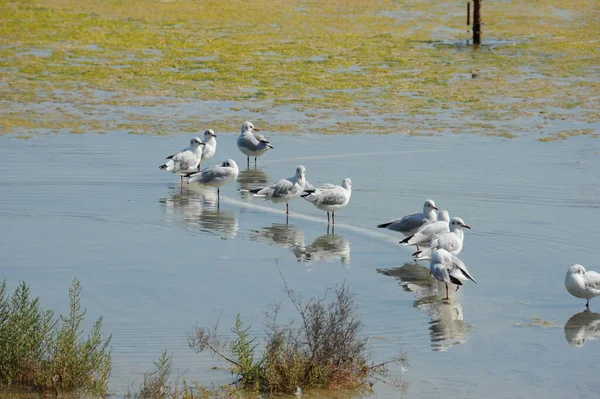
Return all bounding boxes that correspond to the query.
[377,263,471,351]
[564,310,600,347]
[159,185,239,238]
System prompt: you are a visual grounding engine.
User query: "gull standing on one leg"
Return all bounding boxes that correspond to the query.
[159,137,205,184]
[250,166,307,215]
[429,248,477,300]
[565,264,600,310]
[185,159,239,204]
[301,178,352,225]
[236,121,273,168]
[199,129,217,170]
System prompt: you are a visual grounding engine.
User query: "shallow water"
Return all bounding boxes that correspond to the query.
[1,132,599,397]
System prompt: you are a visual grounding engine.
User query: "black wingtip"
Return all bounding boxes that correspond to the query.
[249,189,261,194]
[412,250,422,257]
[400,235,413,244]
[377,222,392,229]
[449,276,463,286]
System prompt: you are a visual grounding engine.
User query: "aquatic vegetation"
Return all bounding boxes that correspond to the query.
[0,279,112,395]
[0,0,598,139]
[185,282,406,395]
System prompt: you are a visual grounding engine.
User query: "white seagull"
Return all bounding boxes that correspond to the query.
[185,159,239,203]
[159,137,205,183]
[250,166,307,215]
[236,121,273,167]
[400,209,450,249]
[200,129,217,168]
[565,264,600,310]
[301,178,352,224]
[377,199,438,237]
[429,248,477,300]
[414,217,471,261]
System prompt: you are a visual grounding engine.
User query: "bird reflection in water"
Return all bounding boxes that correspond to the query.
[377,263,471,351]
[250,224,351,266]
[293,226,351,266]
[160,185,239,238]
[564,310,600,347]
[237,168,269,200]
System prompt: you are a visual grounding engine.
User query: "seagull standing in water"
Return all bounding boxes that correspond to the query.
[565,264,600,310]
[250,166,307,215]
[377,199,438,238]
[400,210,451,250]
[159,137,205,183]
[185,159,239,203]
[301,178,352,225]
[429,248,477,300]
[236,121,273,168]
[199,129,217,169]
[414,217,471,261]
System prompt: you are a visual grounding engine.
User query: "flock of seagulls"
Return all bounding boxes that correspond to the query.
[159,124,599,308]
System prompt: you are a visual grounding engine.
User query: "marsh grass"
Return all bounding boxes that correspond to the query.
[0,0,598,139]
[0,279,111,395]
[188,279,406,395]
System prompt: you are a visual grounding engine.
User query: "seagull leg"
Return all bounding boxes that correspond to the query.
[443,283,449,301]
[217,188,220,206]
[586,299,590,310]
[327,212,330,224]
[332,212,335,225]
[286,203,289,215]
[255,157,257,167]
[247,156,250,169]
[455,285,460,292]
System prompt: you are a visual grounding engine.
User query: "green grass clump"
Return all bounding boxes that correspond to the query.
[187,282,405,395]
[0,279,112,395]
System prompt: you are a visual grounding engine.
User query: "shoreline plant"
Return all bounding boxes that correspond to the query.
[0,278,112,395]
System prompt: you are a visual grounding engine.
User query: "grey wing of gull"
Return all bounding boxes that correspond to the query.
[172,150,197,171]
[259,178,294,198]
[585,271,600,291]
[450,254,476,283]
[318,187,347,206]
[238,135,261,151]
[395,213,428,233]
[189,165,229,184]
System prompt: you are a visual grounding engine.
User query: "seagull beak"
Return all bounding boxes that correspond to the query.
[432,206,438,210]
[462,224,471,229]
[253,127,260,131]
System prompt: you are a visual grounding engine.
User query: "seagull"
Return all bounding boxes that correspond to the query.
[185,159,239,203]
[429,248,477,300]
[414,217,471,260]
[400,210,450,250]
[301,178,352,224]
[236,121,273,168]
[159,137,205,183]
[250,166,307,215]
[200,129,217,169]
[565,264,600,310]
[377,199,438,237]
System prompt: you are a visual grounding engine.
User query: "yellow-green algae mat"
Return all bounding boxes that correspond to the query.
[0,0,598,140]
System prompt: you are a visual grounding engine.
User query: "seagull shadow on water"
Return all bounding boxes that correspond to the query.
[564,309,600,348]
[377,263,471,351]
[159,185,239,238]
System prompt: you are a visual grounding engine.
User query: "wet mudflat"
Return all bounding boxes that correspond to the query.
[1,131,599,397]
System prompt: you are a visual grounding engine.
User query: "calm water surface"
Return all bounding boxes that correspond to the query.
[1,132,599,398]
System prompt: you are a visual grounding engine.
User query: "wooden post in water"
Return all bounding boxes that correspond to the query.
[473,0,482,46]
